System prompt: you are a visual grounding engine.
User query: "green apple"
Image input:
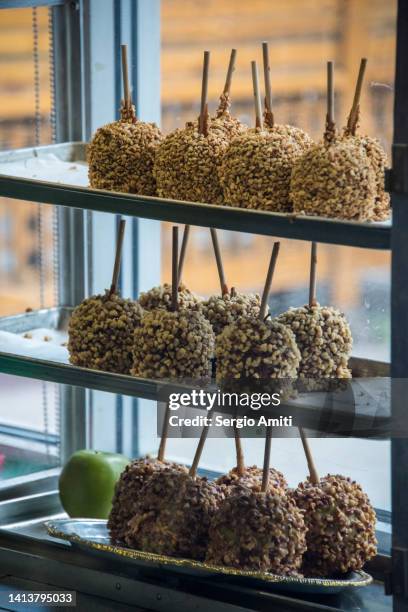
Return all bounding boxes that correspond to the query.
[59,450,129,519]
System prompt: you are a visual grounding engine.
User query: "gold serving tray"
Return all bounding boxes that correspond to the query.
[45,518,373,595]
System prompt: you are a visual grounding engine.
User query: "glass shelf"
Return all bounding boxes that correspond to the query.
[0,307,391,437]
[0,142,391,250]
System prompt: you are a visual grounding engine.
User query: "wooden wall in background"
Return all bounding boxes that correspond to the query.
[160,0,395,299]
[0,1,397,314]
[161,0,396,149]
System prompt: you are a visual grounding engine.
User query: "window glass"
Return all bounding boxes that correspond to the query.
[0,374,59,480]
[0,7,56,315]
[0,7,59,482]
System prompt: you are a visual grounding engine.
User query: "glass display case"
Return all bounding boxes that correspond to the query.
[0,1,406,610]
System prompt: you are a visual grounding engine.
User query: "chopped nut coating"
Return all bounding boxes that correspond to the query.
[290,138,377,221]
[132,309,214,380]
[343,133,390,221]
[278,304,352,386]
[216,465,287,496]
[88,118,163,195]
[125,470,224,560]
[202,292,262,336]
[206,489,307,573]
[139,283,202,312]
[68,291,144,374]
[154,114,244,204]
[220,125,313,212]
[215,316,300,384]
[108,458,186,544]
[292,474,377,576]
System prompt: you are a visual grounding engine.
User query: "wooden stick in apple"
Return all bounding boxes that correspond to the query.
[109,219,126,296]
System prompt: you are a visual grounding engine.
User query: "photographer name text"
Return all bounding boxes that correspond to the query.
[168,415,293,428]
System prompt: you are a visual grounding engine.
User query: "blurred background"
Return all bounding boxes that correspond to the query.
[0,0,395,359]
[0,0,395,502]
[161,0,395,362]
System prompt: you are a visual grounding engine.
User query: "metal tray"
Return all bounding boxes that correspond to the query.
[45,518,373,595]
[0,142,391,249]
[0,306,71,336]
[0,307,391,437]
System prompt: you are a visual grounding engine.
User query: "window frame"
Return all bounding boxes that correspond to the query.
[0,0,161,520]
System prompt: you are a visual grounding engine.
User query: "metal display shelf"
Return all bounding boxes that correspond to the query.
[0,307,391,436]
[0,348,391,419]
[0,523,391,612]
[0,142,391,249]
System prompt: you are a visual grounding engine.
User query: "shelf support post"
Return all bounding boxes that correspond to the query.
[391,1,408,609]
